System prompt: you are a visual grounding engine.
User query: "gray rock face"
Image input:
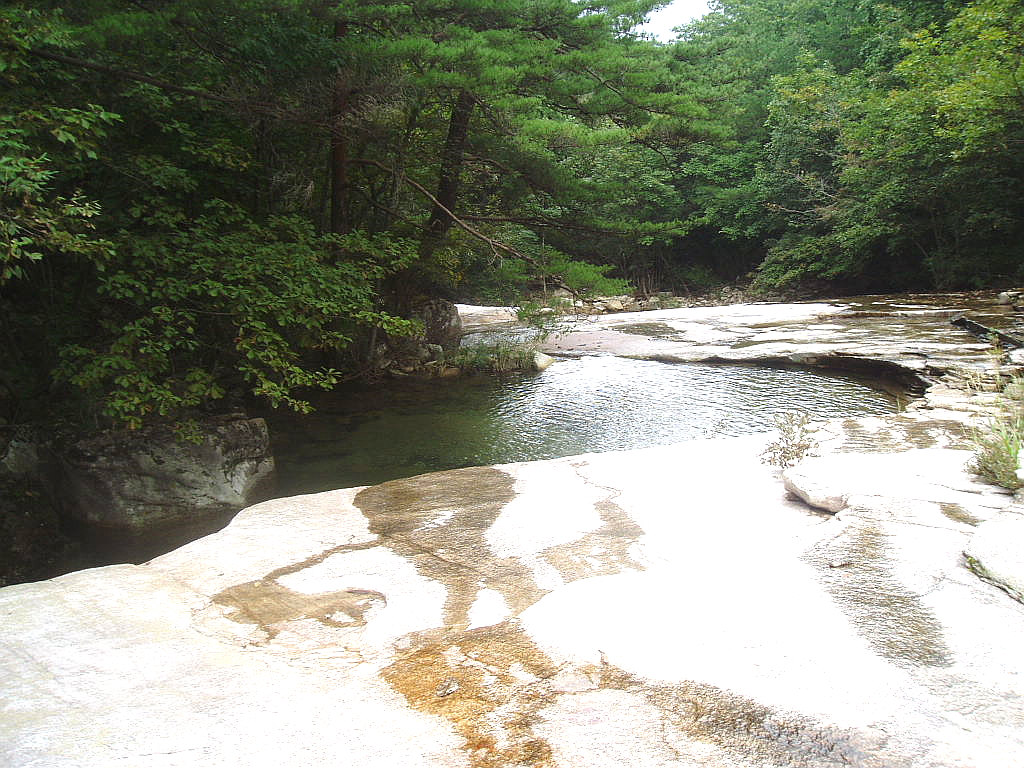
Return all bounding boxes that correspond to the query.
[53,416,276,532]
[0,435,42,478]
[411,297,462,349]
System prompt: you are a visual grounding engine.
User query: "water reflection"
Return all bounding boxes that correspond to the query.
[266,356,896,495]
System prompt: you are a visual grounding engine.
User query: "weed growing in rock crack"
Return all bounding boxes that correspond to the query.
[969,375,1024,491]
[761,411,818,469]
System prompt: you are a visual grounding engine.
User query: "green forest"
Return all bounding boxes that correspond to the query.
[2,0,1023,431]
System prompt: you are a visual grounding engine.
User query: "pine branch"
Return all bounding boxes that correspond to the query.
[353,158,539,266]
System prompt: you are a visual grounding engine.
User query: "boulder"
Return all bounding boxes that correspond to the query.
[52,416,276,533]
[455,304,518,331]
[0,434,42,479]
[410,298,462,350]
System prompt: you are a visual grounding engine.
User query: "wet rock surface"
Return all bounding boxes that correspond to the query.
[3,294,1024,767]
[540,292,1021,386]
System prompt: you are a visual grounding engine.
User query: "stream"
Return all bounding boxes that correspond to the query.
[44,351,898,577]
[264,355,898,496]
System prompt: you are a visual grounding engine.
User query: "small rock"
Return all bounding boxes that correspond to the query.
[996,291,1022,305]
[532,352,555,372]
[782,466,847,513]
[435,678,460,697]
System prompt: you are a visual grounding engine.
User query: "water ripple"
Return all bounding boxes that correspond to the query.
[268,356,897,494]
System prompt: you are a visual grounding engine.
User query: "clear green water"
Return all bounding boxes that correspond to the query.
[265,356,897,495]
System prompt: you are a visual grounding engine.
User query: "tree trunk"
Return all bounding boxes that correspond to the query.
[329,19,350,237]
[420,89,475,258]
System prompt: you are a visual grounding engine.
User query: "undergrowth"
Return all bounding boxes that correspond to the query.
[446,341,538,373]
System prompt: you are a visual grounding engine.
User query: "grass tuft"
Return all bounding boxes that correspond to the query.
[969,379,1024,490]
[446,341,538,373]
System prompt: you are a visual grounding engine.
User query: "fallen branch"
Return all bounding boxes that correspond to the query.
[951,315,1024,349]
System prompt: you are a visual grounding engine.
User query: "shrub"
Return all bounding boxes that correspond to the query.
[761,411,818,468]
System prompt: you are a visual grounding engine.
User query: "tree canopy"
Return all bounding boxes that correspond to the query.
[1,0,1022,431]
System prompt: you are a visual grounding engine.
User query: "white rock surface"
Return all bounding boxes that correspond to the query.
[966,512,1024,601]
[3,433,1024,767]
[454,303,518,330]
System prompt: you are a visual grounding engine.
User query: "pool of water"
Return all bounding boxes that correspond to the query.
[265,356,898,495]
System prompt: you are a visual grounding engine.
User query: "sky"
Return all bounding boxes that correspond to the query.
[639,0,712,41]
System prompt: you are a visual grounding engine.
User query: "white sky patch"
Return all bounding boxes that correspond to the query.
[639,0,712,41]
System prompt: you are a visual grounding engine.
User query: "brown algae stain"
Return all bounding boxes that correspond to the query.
[213,579,385,640]
[354,466,546,628]
[211,538,385,641]
[542,463,646,582]
[600,666,903,768]
[613,322,686,340]
[837,417,972,453]
[805,523,952,667]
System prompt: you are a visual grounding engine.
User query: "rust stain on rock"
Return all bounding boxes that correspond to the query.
[357,465,650,766]
[382,621,559,768]
[384,617,898,768]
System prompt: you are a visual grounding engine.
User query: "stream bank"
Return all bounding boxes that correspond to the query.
[3,292,1023,768]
